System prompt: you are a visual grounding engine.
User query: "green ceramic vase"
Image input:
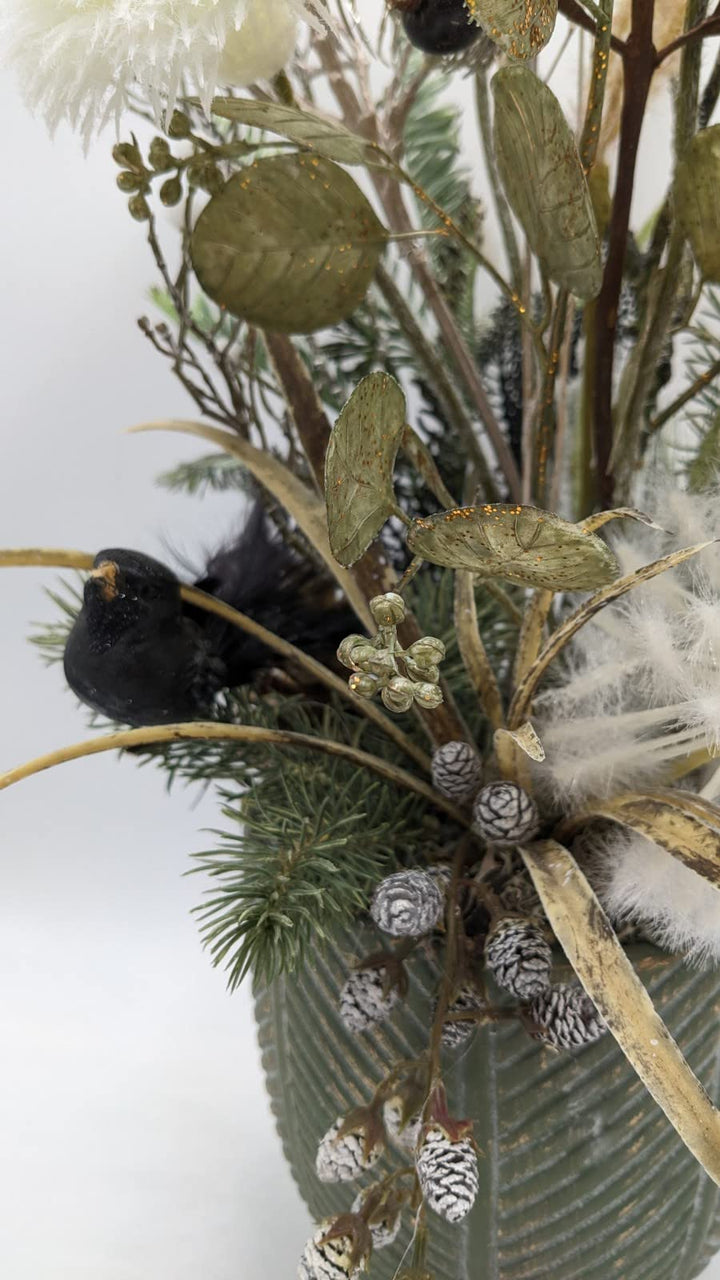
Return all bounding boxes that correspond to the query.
[255,929,720,1279]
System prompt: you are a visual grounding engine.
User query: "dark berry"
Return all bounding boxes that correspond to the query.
[400,0,479,55]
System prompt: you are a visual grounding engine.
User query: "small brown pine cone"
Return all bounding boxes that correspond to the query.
[298,1220,370,1280]
[416,1125,480,1223]
[439,985,484,1049]
[472,782,539,846]
[485,918,552,999]
[316,1115,384,1183]
[529,984,606,1051]
[339,967,399,1033]
[370,869,444,938]
[431,741,482,803]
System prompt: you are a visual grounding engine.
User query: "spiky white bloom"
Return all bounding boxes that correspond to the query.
[587,827,720,965]
[535,488,720,803]
[1,0,325,141]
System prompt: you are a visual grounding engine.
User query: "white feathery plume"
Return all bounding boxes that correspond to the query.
[584,828,720,966]
[0,0,328,143]
[535,487,720,804]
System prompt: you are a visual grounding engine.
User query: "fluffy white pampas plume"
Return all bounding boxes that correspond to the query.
[536,487,720,804]
[1,0,325,141]
[587,828,720,966]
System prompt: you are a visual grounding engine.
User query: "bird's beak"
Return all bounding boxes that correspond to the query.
[89,560,119,601]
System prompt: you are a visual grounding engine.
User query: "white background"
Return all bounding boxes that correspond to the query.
[1,10,719,1280]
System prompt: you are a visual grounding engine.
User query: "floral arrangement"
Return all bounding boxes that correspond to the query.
[4,0,720,1277]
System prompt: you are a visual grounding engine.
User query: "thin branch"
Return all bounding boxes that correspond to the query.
[591,0,657,504]
[0,723,467,824]
[648,357,720,434]
[558,0,627,55]
[656,4,720,63]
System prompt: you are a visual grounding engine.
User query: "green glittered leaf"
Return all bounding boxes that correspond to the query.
[406,504,618,590]
[675,125,720,283]
[492,66,602,299]
[209,97,396,171]
[190,155,388,334]
[468,0,558,60]
[325,373,406,567]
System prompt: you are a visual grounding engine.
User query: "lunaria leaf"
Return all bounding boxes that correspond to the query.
[467,0,557,60]
[325,373,407,567]
[190,155,388,334]
[406,504,618,590]
[521,839,720,1185]
[492,66,602,299]
[209,97,396,171]
[560,790,720,890]
[675,125,720,283]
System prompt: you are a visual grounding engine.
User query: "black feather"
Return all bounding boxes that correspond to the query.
[63,505,356,726]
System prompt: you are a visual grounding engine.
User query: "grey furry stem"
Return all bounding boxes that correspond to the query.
[612,0,708,494]
[315,34,521,502]
[474,67,522,293]
[374,264,499,501]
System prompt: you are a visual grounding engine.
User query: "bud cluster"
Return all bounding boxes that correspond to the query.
[111,114,226,223]
[338,594,446,714]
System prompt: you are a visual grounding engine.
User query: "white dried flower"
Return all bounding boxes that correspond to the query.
[485,918,552,999]
[587,827,720,964]
[339,967,399,1033]
[316,1117,383,1184]
[370,870,444,937]
[472,782,539,846]
[431,741,483,802]
[351,1189,402,1250]
[298,1221,368,1280]
[535,487,720,802]
[416,1126,479,1223]
[2,0,324,141]
[383,1097,422,1155]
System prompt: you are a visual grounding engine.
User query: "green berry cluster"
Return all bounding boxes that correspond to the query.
[112,112,225,221]
[337,593,445,715]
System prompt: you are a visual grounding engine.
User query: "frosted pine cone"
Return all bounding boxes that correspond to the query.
[431,741,482,803]
[383,1097,423,1155]
[416,1125,479,1223]
[485,918,552,999]
[472,782,539,846]
[370,870,444,937]
[316,1117,383,1183]
[298,1222,369,1280]
[352,1189,402,1249]
[529,984,606,1050]
[440,985,484,1049]
[339,967,399,1033]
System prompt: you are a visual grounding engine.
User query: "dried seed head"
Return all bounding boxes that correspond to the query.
[431,740,483,803]
[529,984,606,1050]
[485,917,552,999]
[472,782,539,846]
[416,1125,480,1223]
[339,967,399,1034]
[370,870,445,938]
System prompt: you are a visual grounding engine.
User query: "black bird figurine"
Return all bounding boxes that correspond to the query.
[63,506,355,725]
